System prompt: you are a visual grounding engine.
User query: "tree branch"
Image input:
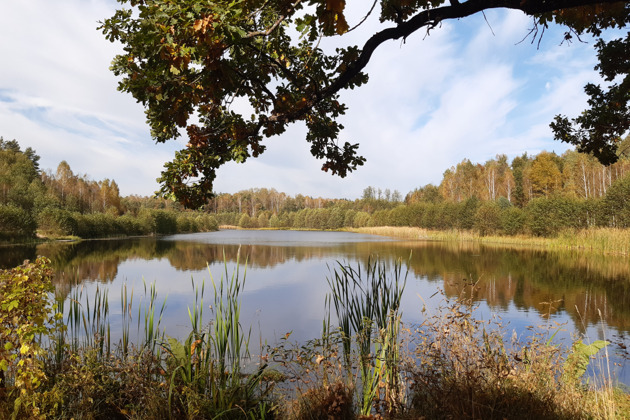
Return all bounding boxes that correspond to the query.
[268,0,625,126]
[245,0,303,38]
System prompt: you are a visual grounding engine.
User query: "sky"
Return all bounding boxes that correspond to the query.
[0,1,606,200]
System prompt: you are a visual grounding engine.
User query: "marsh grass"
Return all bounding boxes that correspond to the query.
[350,226,630,255]
[1,256,274,419]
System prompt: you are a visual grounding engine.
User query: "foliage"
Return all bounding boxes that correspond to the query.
[0,257,61,419]
[36,207,78,238]
[0,205,37,241]
[602,172,630,228]
[101,0,629,207]
[408,288,613,420]
[0,139,44,240]
[473,200,502,235]
[551,8,630,164]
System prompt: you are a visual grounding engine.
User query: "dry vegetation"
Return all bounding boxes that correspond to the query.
[348,226,630,256]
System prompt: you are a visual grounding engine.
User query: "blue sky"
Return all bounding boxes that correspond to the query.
[0,1,603,199]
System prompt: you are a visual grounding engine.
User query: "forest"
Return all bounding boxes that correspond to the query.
[0,138,218,242]
[2,135,630,242]
[207,140,630,237]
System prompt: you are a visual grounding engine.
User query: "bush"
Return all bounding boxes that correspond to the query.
[352,211,371,228]
[0,204,36,240]
[74,212,120,238]
[257,212,270,228]
[238,213,257,228]
[458,197,480,230]
[474,201,502,236]
[117,213,146,236]
[327,208,345,229]
[176,214,193,232]
[153,210,178,234]
[37,207,77,237]
[0,258,60,418]
[195,214,219,231]
[525,197,587,237]
[501,206,526,236]
[602,174,630,228]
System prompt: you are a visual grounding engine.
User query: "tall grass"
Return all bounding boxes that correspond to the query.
[406,286,619,420]
[349,226,630,255]
[326,256,408,415]
[161,251,270,418]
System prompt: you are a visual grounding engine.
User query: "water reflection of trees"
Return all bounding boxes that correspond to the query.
[0,244,37,268]
[15,236,630,333]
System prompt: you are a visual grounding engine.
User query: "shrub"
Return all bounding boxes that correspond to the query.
[501,206,526,236]
[153,210,178,234]
[408,290,609,420]
[525,197,587,237]
[37,207,77,237]
[0,204,36,240]
[352,211,371,228]
[602,173,630,228]
[0,258,61,418]
[474,201,502,236]
[458,197,480,230]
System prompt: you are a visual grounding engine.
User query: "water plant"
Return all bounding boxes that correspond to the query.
[1,253,626,419]
[326,256,408,416]
[161,252,272,418]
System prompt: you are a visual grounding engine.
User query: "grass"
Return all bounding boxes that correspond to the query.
[347,226,630,255]
[326,257,407,415]
[1,257,628,419]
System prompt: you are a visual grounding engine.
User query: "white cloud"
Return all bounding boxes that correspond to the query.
[0,2,606,199]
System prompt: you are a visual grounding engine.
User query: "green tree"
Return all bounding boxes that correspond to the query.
[511,153,530,207]
[551,25,630,164]
[602,173,630,227]
[474,201,502,236]
[102,0,628,207]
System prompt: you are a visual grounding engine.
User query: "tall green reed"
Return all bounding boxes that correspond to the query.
[162,251,270,418]
[326,256,408,415]
[138,279,166,355]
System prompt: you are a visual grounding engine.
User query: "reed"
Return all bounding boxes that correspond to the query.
[3,255,628,419]
[161,251,271,418]
[348,226,630,255]
[326,256,407,415]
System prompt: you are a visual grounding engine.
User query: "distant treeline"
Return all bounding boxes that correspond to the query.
[3,135,630,241]
[212,186,629,237]
[0,138,218,241]
[207,141,630,237]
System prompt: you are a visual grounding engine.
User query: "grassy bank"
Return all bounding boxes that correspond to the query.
[346,226,630,256]
[219,224,630,255]
[1,257,628,419]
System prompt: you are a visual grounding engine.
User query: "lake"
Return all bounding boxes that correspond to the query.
[2,229,629,383]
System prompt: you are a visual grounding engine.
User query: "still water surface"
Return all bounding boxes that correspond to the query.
[2,230,629,382]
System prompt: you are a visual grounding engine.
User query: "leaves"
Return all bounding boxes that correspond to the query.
[565,339,609,380]
[0,257,60,418]
[102,0,629,208]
